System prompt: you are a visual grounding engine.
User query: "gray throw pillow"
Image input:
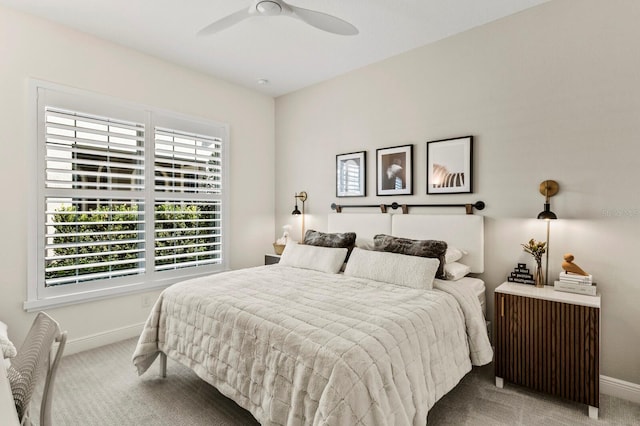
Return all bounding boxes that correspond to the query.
[304,229,356,248]
[373,234,448,279]
[303,229,356,259]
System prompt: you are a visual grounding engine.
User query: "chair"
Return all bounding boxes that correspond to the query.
[7,312,67,426]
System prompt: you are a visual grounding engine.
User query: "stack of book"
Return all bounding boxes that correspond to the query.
[554,272,597,296]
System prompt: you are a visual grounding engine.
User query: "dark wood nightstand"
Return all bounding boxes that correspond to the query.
[495,282,601,419]
[264,254,281,265]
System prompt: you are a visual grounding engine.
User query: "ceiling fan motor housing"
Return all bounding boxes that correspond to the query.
[256,1,282,16]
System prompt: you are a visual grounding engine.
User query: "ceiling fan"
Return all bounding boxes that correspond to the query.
[198,0,359,36]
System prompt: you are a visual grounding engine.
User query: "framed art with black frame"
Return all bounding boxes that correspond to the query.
[426,136,473,194]
[376,144,413,196]
[336,151,366,197]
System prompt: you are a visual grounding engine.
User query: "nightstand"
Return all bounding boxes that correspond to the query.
[264,254,281,265]
[494,282,601,419]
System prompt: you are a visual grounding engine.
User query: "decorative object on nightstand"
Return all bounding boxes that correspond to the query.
[554,256,596,295]
[561,253,588,275]
[554,277,597,295]
[291,191,307,242]
[536,179,559,285]
[495,282,600,419]
[521,239,546,287]
[273,225,291,255]
[506,263,534,285]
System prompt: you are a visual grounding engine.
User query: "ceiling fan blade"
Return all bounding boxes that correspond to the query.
[288,5,358,36]
[197,8,251,36]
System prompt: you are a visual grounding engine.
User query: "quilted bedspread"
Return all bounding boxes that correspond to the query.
[133,265,492,426]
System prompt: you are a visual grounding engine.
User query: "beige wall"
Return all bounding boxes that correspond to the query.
[275,0,640,384]
[0,6,275,352]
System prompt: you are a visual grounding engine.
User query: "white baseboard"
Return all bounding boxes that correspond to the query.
[601,375,640,404]
[64,322,145,356]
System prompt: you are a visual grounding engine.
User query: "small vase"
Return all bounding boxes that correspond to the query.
[534,262,544,288]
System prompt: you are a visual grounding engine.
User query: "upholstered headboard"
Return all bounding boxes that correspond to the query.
[327,213,391,249]
[328,213,484,273]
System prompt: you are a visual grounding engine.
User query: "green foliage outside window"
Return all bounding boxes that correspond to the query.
[46,203,219,283]
[154,203,219,267]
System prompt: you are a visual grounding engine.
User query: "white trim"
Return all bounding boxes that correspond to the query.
[27,79,230,311]
[23,266,228,312]
[27,79,41,304]
[600,375,640,404]
[64,322,145,356]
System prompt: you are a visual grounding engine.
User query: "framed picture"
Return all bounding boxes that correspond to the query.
[336,151,366,197]
[376,144,413,196]
[426,136,473,194]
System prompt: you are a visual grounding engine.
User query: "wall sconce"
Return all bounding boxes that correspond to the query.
[537,180,559,285]
[292,191,307,241]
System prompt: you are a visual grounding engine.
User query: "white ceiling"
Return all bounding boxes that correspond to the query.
[1,0,548,97]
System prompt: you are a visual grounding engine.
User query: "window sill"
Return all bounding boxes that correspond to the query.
[23,269,228,312]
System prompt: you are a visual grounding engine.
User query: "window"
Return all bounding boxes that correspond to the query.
[26,81,228,311]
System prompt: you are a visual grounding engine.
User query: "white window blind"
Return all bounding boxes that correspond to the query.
[44,198,146,285]
[45,108,145,191]
[44,108,146,287]
[154,127,222,194]
[28,81,229,311]
[153,128,223,271]
[154,200,222,271]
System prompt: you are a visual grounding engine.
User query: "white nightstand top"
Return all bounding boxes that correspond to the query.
[496,282,601,308]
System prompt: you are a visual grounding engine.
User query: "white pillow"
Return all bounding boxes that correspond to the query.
[279,242,348,274]
[344,248,439,289]
[444,261,471,280]
[445,247,468,264]
[356,238,375,251]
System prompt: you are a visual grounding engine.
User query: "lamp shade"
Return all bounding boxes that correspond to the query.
[537,203,557,220]
[292,205,301,215]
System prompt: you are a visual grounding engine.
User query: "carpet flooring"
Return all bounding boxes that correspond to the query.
[32,337,640,425]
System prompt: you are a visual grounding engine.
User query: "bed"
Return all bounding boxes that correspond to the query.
[133,213,492,425]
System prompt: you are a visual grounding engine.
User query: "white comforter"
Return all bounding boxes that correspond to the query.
[133,265,492,426]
